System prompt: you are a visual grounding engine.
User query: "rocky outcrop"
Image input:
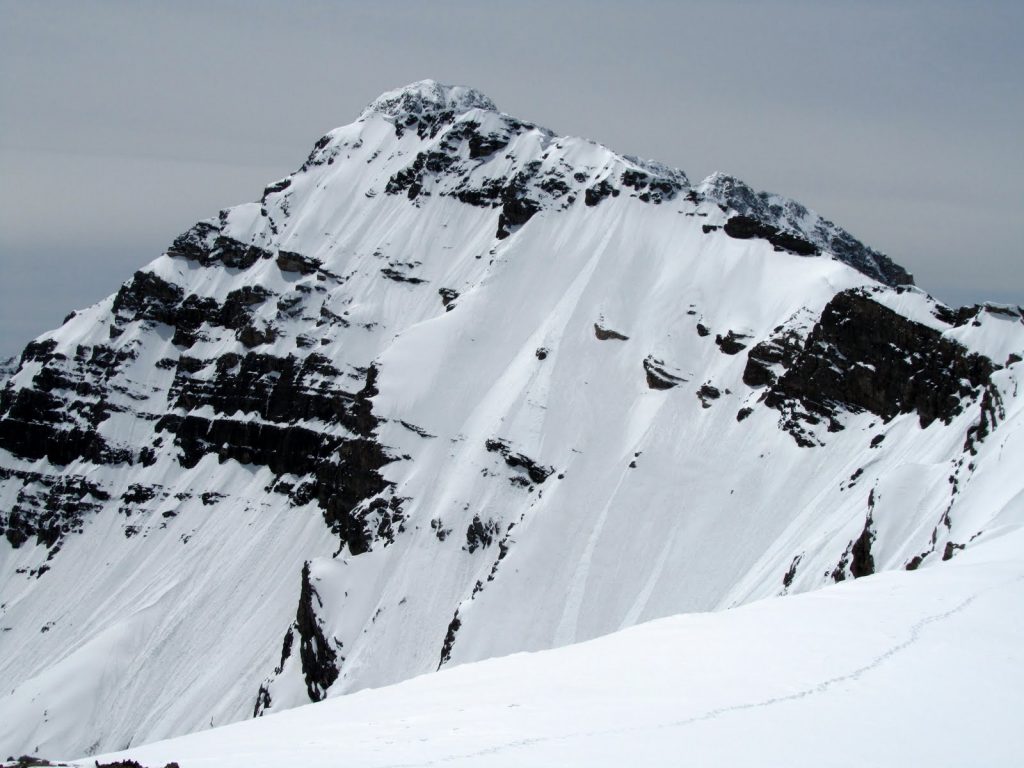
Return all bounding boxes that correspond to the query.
[742,327,806,388]
[495,166,544,239]
[167,221,272,269]
[619,169,683,204]
[643,356,685,389]
[464,515,500,553]
[758,290,995,445]
[484,439,554,485]
[380,266,427,284]
[276,250,320,275]
[1,468,110,549]
[437,611,462,669]
[594,324,629,341]
[111,269,283,349]
[157,362,395,556]
[715,331,750,355]
[723,215,818,257]
[584,179,620,206]
[0,338,138,466]
[295,563,340,702]
[831,515,876,582]
[112,271,186,325]
[0,274,397,555]
[696,383,721,408]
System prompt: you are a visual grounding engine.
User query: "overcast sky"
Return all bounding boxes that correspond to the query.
[2,0,1021,357]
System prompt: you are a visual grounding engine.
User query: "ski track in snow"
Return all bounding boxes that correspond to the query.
[618,523,678,631]
[377,579,1005,767]
[553,471,627,646]
[655,583,996,729]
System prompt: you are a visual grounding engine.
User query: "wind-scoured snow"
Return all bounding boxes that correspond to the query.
[1,80,1022,760]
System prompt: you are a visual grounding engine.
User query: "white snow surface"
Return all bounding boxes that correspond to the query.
[83,528,1024,768]
[1,80,1023,759]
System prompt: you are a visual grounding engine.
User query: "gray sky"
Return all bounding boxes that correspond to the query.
[2,0,1022,358]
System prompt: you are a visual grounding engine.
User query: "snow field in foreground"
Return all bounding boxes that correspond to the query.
[89,528,1024,768]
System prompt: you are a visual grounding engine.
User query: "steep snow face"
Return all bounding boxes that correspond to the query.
[83,528,1024,768]
[1,80,1022,759]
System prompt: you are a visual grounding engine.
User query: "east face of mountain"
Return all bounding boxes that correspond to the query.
[1,80,1022,759]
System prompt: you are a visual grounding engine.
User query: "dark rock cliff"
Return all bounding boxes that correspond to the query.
[295,562,340,701]
[749,289,995,445]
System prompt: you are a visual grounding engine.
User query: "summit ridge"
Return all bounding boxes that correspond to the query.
[347,80,905,285]
[360,78,498,120]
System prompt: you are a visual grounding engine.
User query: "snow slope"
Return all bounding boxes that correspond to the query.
[1,80,1022,758]
[84,527,1024,768]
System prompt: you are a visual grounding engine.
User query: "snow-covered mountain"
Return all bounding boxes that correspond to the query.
[1,79,1022,760]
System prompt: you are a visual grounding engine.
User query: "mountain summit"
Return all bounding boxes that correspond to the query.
[360,79,498,119]
[0,81,1021,759]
